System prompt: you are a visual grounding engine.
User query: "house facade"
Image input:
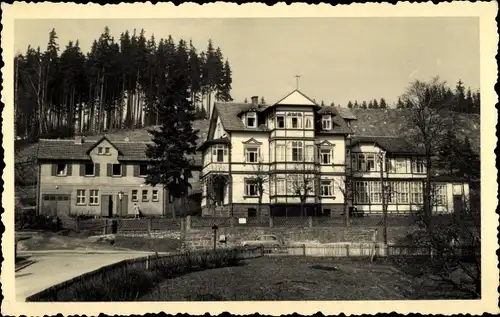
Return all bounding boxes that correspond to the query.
[36,135,202,218]
[199,89,470,218]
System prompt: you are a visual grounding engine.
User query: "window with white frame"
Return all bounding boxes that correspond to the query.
[396,182,409,204]
[412,158,426,174]
[320,180,333,196]
[131,190,139,202]
[305,145,315,162]
[276,178,286,195]
[276,144,285,162]
[395,158,407,173]
[321,115,332,130]
[246,112,257,128]
[369,182,382,203]
[142,190,148,202]
[213,145,228,163]
[357,154,366,171]
[104,147,111,155]
[387,158,396,173]
[291,141,303,162]
[290,113,302,129]
[245,146,259,163]
[276,115,285,129]
[320,148,332,164]
[433,184,447,206]
[366,154,376,171]
[76,189,86,205]
[98,147,103,155]
[355,181,369,204]
[152,190,159,202]
[56,163,67,176]
[245,179,258,196]
[411,182,423,204]
[305,115,313,129]
[89,189,99,205]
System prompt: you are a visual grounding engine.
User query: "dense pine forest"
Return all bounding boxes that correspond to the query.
[14,27,233,141]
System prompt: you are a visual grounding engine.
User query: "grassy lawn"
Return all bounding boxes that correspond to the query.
[139,256,427,301]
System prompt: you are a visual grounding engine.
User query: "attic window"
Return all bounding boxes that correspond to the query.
[322,115,332,130]
[105,147,111,155]
[247,112,257,128]
[98,147,103,155]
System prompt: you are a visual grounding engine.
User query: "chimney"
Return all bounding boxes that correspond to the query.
[74,135,84,145]
[251,96,259,107]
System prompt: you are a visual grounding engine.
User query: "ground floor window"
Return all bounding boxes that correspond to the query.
[354,181,369,204]
[369,182,381,203]
[433,184,447,206]
[395,181,409,204]
[152,190,159,202]
[320,180,333,196]
[245,180,258,196]
[411,182,423,204]
[89,189,99,205]
[76,189,86,205]
[131,190,139,202]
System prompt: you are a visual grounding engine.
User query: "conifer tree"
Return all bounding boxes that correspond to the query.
[379,98,387,109]
[145,39,199,202]
[260,96,266,105]
[347,101,353,109]
[368,100,374,109]
[361,100,368,109]
[372,99,379,109]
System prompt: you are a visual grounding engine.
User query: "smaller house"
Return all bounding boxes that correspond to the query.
[36,135,202,218]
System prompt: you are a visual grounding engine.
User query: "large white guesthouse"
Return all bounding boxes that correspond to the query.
[198,89,470,218]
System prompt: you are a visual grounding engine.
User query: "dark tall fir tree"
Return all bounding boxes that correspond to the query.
[361,100,368,109]
[347,101,353,109]
[379,98,387,109]
[145,39,199,216]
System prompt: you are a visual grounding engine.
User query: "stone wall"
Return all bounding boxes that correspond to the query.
[183,225,417,250]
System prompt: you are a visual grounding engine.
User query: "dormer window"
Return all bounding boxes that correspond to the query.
[246,112,257,128]
[322,115,332,130]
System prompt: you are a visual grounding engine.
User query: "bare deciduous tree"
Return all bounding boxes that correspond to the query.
[289,162,316,217]
[252,158,269,221]
[400,76,457,229]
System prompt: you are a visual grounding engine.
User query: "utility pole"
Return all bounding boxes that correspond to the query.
[378,149,388,245]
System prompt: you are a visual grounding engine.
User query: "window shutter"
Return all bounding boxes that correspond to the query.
[95,163,100,176]
[107,163,112,176]
[79,164,85,176]
[133,165,139,177]
[121,164,127,177]
[66,163,72,176]
[51,164,56,176]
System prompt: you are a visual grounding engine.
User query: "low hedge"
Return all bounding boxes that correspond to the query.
[27,247,261,302]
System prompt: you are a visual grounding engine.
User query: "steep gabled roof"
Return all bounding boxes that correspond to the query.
[85,135,123,155]
[274,89,318,106]
[350,136,425,155]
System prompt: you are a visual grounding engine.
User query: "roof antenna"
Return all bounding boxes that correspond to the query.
[294,75,301,90]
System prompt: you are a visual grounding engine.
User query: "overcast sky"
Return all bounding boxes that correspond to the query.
[15,17,479,106]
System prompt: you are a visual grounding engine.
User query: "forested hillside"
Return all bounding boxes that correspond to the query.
[15,27,233,141]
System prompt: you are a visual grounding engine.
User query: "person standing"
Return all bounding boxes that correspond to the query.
[133,203,141,218]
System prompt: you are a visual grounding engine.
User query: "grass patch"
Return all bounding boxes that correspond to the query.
[139,256,475,301]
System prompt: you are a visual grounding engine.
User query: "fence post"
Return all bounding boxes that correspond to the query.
[180,218,185,232]
[302,244,306,257]
[186,215,191,231]
[148,218,152,236]
[269,217,273,228]
[346,244,350,258]
[308,216,313,228]
[260,245,264,257]
[75,217,80,232]
[146,255,150,270]
[103,219,108,235]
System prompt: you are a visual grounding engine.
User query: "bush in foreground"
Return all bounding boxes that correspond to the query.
[30,247,254,302]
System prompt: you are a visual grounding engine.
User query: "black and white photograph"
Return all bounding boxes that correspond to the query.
[2,2,498,316]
